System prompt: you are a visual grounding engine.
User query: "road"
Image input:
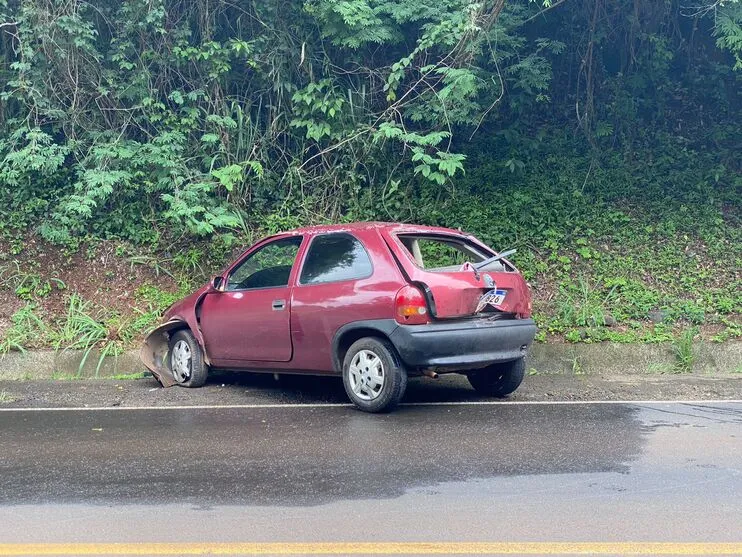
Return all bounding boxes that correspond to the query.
[0,397,741,555]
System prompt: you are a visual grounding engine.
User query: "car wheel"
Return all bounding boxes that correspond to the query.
[168,329,209,388]
[467,357,525,397]
[342,337,407,413]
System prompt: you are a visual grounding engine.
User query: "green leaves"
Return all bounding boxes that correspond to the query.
[714,1,742,70]
[374,123,449,147]
[305,0,400,48]
[290,80,348,141]
[211,165,243,192]
[0,0,737,269]
[0,129,69,177]
[411,148,465,185]
[161,183,240,237]
[211,162,263,192]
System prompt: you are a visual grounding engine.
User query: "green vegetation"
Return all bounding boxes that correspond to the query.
[49,372,84,381]
[0,262,65,300]
[0,302,46,353]
[108,372,149,381]
[672,327,699,373]
[0,285,187,373]
[0,0,739,354]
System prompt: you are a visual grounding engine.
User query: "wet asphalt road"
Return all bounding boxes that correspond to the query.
[1,401,741,548]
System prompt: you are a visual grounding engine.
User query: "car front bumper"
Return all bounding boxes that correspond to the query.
[389,317,537,372]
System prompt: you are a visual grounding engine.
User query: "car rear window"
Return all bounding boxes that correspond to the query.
[299,233,373,285]
[397,234,489,271]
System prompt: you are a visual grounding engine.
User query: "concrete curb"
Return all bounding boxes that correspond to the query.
[0,341,739,380]
[0,349,142,380]
[528,341,742,376]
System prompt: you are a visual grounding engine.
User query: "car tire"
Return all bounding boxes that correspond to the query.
[467,357,525,397]
[168,329,209,388]
[342,337,407,413]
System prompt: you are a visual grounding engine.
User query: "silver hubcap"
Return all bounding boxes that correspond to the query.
[348,350,385,401]
[171,340,192,383]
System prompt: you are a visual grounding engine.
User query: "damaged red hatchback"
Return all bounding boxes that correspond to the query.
[141,222,536,412]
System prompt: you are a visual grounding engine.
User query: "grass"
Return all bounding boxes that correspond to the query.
[555,277,617,329]
[671,327,698,373]
[0,390,15,404]
[50,372,85,380]
[50,371,147,380]
[51,294,121,377]
[0,303,48,353]
[0,261,65,300]
[569,351,586,375]
[0,281,190,380]
[128,254,175,279]
[0,294,125,377]
[108,372,149,380]
[646,362,676,374]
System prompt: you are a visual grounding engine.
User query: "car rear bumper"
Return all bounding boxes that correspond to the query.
[389,317,537,372]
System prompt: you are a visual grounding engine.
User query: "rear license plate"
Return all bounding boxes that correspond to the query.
[476,289,508,312]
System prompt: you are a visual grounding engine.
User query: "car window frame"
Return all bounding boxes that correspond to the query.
[224,235,304,292]
[297,232,374,287]
[393,233,491,271]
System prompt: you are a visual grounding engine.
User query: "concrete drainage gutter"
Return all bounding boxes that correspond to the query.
[0,341,739,380]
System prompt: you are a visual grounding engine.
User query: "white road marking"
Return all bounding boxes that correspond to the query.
[4,542,742,555]
[0,399,740,412]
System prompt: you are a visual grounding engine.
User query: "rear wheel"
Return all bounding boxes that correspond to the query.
[467,357,525,397]
[168,329,209,388]
[342,337,407,413]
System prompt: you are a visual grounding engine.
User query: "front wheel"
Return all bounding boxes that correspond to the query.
[168,329,209,388]
[467,357,525,397]
[342,337,407,413]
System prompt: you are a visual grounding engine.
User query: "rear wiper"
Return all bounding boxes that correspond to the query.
[474,248,516,270]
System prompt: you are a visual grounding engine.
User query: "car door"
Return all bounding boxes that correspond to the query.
[290,232,391,373]
[199,235,303,364]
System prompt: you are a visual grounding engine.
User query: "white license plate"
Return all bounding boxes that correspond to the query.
[476,289,508,312]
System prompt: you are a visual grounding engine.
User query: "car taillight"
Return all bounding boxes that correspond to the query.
[395,285,429,325]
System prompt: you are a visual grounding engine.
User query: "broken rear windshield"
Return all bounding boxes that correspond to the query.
[396,234,489,271]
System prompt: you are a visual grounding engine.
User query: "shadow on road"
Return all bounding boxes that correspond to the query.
[206,369,483,404]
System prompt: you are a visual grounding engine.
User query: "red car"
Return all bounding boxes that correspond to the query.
[141,222,536,412]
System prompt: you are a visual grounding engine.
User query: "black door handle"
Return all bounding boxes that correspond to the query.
[272,299,286,311]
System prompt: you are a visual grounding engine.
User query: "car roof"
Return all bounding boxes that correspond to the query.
[287,222,469,237]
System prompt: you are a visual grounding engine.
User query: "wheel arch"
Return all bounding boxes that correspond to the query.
[140,318,210,387]
[332,320,400,373]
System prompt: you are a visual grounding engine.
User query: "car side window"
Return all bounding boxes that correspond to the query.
[300,233,373,285]
[227,236,303,291]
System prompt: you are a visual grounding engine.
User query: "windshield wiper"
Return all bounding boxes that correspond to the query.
[474,248,517,270]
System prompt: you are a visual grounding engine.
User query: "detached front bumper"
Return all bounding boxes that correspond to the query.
[389,317,537,372]
[140,321,182,387]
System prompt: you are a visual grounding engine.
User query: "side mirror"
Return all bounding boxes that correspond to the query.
[211,276,224,291]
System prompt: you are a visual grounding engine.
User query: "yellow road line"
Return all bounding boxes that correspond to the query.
[0,543,741,555]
